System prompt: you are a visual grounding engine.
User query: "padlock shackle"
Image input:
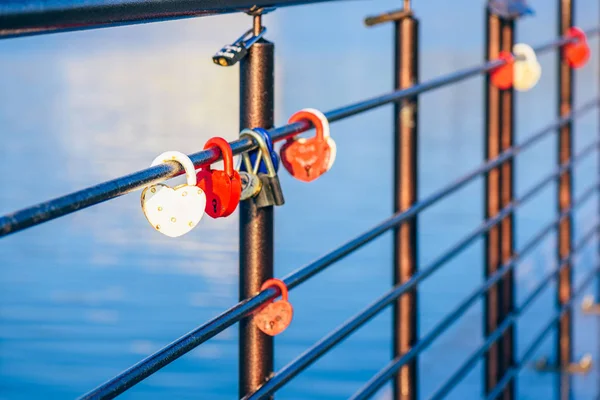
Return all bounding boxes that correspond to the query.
[234,26,268,47]
[240,128,278,177]
[260,278,288,301]
[287,108,331,141]
[150,151,197,186]
[242,26,267,47]
[513,43,537,63]
[204,137,235,178]
[566,26,588,44]
[251,127,276,155]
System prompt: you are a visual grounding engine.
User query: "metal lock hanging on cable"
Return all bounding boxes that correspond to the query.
[212,27,267,67]
[240,128,285,208]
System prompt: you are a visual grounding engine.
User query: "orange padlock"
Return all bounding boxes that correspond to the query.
[280,108,336,182]
[490,51,515,90]
[196,137,242,218]
[253,278,293,336]
[563,27,590,69]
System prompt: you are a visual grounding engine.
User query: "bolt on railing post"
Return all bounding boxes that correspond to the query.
[498,16,516,400]
[238,19,275,399]
[557,1,574,395]
[392,7,419,400]
[484,8,504,397]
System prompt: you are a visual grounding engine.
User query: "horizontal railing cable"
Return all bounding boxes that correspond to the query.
[349,192,599,400]
[486,265,600,400]
[1,32,597,236]
[77,107,598,400]
[425,222,599,400]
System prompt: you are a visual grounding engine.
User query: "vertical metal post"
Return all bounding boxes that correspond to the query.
[392,7,419,400]
[499,17,516,400]
[484,8,503,396]
[557,2,573,399]
[557,0,573,374]
[239,17,275,399]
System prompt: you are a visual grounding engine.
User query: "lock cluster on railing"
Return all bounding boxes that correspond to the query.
[140,108,336,242]
[490,27,591,91]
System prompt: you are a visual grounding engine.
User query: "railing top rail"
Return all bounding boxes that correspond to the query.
[1,28,597,238]
[0,0,338,38]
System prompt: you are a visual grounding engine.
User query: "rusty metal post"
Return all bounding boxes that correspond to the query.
[484,8,503,396]
[498,17,516,400]
[239,18,275,399]
[556,2,574,399]
[557,0,574,376]
[392,7,419,400]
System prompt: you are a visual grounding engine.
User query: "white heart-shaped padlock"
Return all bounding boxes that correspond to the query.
[513,43,542,92]
[141,151,206,237]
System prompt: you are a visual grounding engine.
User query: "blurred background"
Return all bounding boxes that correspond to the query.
[0,0,599,399]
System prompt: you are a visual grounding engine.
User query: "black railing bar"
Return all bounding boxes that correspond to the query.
[245,178,600,400]
[75,116,600,400]
[0,0,337,39]
[485,264,600,400]
[1,41,597,237]
[426,223,599,400]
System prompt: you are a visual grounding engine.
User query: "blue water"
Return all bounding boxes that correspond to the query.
[1,1,599,399]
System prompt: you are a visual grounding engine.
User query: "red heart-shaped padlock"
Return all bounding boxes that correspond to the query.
[281,109,336,182]
[490,51,515,90]
[196,137,242,218]
[253,278,293,336]
[563,27,590,69]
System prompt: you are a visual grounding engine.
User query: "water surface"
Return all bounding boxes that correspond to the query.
[1,1,599,399]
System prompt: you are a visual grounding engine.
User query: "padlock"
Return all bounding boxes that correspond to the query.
[490,51,515,90]
[240,128,285,208]
[212,27,267,67]
[196,137,242,218]
[240,127,280,174]
[512,43,541,92]
[563,27,590,69]
[280,108,337,182]
[239,153,263,201]
[141,151,206,237]
[253,278,293,336]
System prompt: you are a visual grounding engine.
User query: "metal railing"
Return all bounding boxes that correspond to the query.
[1,1,599,400]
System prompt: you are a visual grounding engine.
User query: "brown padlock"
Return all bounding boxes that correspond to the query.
[253,278,293,336]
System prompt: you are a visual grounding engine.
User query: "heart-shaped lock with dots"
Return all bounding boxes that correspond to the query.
[253,278,293,336]
[280,108,337,182]
[490,51,515,90]
[563,27,590,69]
[141,151,207,237]
[513,43,542,92]
[196,137,242,218]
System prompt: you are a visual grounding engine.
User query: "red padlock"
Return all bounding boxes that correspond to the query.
[253,278,293,336]
[563,27,590,69]
[490,51,515,90]
[196,137,242,218]
[280,108,336,182]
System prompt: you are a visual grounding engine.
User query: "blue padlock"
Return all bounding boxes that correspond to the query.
[240,127,280,174]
